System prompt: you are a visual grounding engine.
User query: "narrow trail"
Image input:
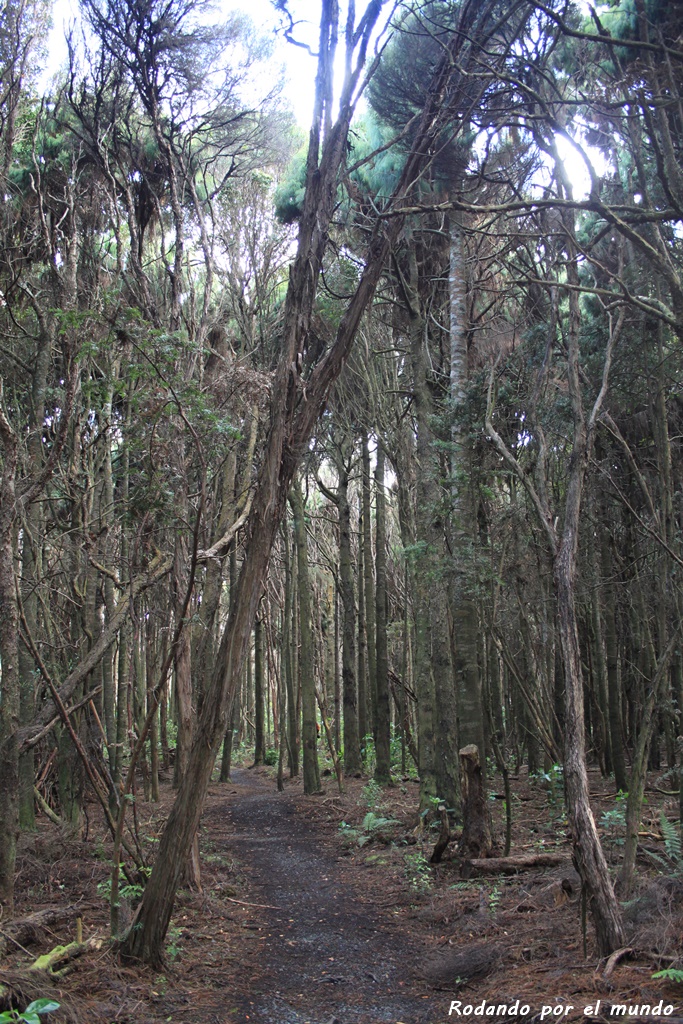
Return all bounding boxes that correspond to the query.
[205,768,439,1024]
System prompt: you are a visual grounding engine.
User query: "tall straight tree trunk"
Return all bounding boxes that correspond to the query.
[406,249,451,808]
[362,434,377,738]
[374,445,391,784]
[172,537,193,789]
[0,404,19,910]
[587,506,611,776]
[289,480,320,794]
[448,220,484,762]
[337,449,362,774]
[282,523,299,777]
[599,509,627,789]
[357,510,368,748]
[253,616,266,765]
[113,380,133,783]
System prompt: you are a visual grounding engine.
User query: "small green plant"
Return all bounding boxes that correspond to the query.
[488,883,502,915]
[97,864,151,907]
[165,925,183,962]
[360,811,400,844]
[652,968,683,983]
[338,813,399,848]
[600,792,628,852]
[360,779,382,810]
[0,1000,60,1024]
[360,734,376,775]
[535,763,564,815]
[263,748,278,766]
[338,820,361,846]
[92,838,107,861]
[404,850,431,892]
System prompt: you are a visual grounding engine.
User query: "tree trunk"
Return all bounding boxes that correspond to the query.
[289,480,320,795]
[0,402,19,911]
[336,448,362,774]
[282,524,299,777]
[374,445,391,784]
[458,744,491,859]
[253,616,266,765]
[449,220,485,763]
[357,505,368,748]
[554,238,625,956]
[362,433,377,738]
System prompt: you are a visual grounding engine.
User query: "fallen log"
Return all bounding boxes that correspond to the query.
[0,907,79,959]
[30,935,102,977]
[461,853,568,878]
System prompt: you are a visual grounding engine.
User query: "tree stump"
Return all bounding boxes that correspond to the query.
[458,744,492,859]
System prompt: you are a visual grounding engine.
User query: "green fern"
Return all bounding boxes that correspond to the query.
[659,813,683,868]
[652,968,683,983]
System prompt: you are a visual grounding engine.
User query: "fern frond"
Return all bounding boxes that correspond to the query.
[659,813,682,867]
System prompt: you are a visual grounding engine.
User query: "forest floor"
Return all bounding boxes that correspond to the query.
[3,759,683,1024]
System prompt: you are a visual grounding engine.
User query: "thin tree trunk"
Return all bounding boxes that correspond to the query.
[336,448,362,774]
[362,434,377,737]
[357,505,368,748]
[290,480,320,795]
[282,523,299,777]
[449,220,484,762]
[253,616,266,765]
[599,521,627,792]
[0,401,19,910]
[374,445,391,784]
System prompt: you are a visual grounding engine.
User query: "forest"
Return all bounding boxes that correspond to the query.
[1,0,683,1019]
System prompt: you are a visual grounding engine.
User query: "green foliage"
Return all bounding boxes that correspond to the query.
[488,884,502,915]
[97,864,151,907]
[0,1000,60,1023]
[263,748,278,766]
[360,734,376,775]
[652,968,683,983]
[165,925,183,962]
[404,850,431,892]
[360,779,382,810]
[600,791,628,849]
[659,814,683,868]
[273,147,307,223]
[532,764,564,816]
[338,810,400,848]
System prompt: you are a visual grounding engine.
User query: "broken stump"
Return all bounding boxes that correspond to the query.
[458,744,492,860]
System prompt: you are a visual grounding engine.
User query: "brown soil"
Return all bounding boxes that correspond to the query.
[3,764,683,1024]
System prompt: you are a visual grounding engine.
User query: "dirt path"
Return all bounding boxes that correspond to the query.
[208,768,438,1024]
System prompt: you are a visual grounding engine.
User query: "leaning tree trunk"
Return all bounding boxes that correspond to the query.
[554,222,625,956]
[556,547,625,955]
